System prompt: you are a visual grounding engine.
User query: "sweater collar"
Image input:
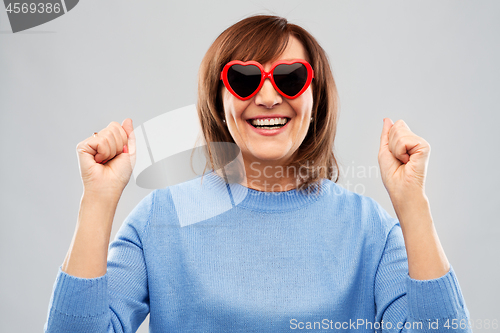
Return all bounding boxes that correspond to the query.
[202,170,329,212]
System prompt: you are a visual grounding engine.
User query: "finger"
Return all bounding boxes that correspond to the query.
[76,132,105,168]
[388,120,412,146]
[116,121,128,152]
[95,130,116,163]
[78,134,98,155]
[391,135,421,164]
[380,118,393,148]
[121,118,135,156]
[76,139,97,167]
[107,122,127,157]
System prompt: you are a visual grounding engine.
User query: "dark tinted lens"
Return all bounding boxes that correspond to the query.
[227,64,262,98]
[273,63,308,96]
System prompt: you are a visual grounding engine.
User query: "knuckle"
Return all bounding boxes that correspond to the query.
[113,127,126,146]
[397,135,411,146]
[101,129,114,142]
[120,130,128,144]
[118,125,127,137]
[114,126,124,139]
[104,135,116,149]
[111,131,122,148]
[99,136,111,151]
[77,139,90,149]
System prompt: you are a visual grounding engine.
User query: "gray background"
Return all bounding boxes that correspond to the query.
[1,0,499,332]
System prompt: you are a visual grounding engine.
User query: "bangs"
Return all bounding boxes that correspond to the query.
[221,18,291,65]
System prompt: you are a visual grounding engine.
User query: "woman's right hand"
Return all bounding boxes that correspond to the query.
[76,118,136,196]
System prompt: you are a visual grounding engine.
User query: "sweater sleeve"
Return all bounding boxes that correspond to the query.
[44,190,155,333]
[374,223,472,333]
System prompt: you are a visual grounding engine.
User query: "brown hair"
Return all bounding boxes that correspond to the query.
[196,14,340,193]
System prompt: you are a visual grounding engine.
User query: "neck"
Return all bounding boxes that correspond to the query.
[244,164,299,192]
[215,154,303,192]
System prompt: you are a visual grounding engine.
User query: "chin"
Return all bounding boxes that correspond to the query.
[247,151,290,163]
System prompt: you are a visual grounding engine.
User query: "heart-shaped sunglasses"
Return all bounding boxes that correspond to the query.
[220,59,314,100]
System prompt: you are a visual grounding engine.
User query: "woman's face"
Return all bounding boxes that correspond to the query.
[222,35,314,168]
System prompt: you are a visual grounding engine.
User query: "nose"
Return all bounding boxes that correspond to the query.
[254,78,282,109]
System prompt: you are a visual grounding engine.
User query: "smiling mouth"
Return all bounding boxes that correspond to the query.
[247,117,290,129]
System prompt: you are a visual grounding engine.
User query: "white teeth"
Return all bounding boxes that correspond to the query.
[250,117,288,126]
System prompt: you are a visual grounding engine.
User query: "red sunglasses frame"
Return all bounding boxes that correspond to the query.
[220,59,314,101]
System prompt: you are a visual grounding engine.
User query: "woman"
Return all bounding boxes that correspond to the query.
[45,15,471,332]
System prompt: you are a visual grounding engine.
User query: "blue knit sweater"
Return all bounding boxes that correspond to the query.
[45,171,471,332]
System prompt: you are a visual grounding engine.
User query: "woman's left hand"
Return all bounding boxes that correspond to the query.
[378,118,431,201]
